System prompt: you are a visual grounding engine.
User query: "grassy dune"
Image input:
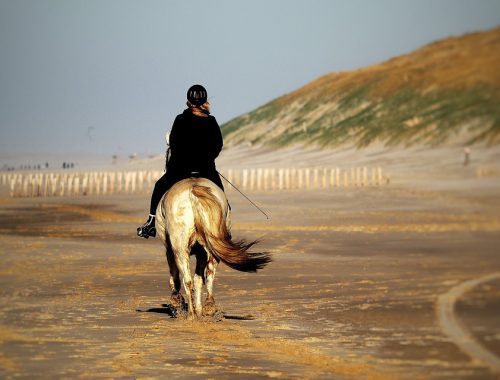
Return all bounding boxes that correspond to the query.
[222,27,500,148]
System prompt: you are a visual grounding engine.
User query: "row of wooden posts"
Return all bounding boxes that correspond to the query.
[1,167,388,198]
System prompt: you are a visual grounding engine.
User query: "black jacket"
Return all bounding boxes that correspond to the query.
[167,109,223,174]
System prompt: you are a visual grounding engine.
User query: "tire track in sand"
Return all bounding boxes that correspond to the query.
[437,272,500,373]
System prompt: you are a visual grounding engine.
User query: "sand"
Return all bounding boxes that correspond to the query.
[1,145,500,379]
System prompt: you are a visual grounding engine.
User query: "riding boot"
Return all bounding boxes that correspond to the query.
[137,214,156,239]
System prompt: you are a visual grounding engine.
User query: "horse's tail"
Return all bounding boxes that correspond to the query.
[190,184,271,273]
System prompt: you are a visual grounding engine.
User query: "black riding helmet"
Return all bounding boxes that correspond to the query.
[187,84,207,106]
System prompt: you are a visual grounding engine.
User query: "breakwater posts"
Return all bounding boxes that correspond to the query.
[222,167,388,191]
[4,171,163,198]
[2,167,389,198]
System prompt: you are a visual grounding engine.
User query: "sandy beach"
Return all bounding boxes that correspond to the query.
[1,145,500,379]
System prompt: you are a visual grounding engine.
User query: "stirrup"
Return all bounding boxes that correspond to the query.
[137,226,156,239]
[137,216,156,239]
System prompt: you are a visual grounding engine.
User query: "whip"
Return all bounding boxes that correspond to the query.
[217,171,270,220]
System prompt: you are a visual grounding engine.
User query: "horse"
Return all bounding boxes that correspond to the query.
[155,177,271,320]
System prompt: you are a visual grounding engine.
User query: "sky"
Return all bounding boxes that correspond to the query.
[1,0,500,157]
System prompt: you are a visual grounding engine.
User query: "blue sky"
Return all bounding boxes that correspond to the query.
[1,0,500,156]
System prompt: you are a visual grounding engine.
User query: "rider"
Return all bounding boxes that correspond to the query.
[137,84,225,238]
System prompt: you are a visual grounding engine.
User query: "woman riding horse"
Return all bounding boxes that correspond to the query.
[137,84,224,238]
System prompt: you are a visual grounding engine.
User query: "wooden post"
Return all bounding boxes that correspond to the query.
[32,175,37,197]
[74,176,80,196]
[92,172,96,195]
[94,173,100,195]
[117,172,123,194]
[38,174,43,197]
[31,174,37,197]
[30,174,34,197]
[322,168,328,189]
[87,173,92,195]
[101,172,107,195]
[109,172,115,194]
[36,175,41,198]
[40,174,45,197]
[250,169,255,191]
[22,175,28,197]
[131,172,137,193]
[81,174,88,195]
[136,171,142,194]
[25,174,31,197]
[124,172,130,193]
[59,176,65,197]
[313,168,319,189]
[67,174,73,196]
[227,169,233,192]
[9,179,15,197]
[377,167,382,186]
[263,168,269,191]
[234,169,241,187]
[42,174,48,197]
[49,174,55,197]
[141,171,147,192]
[242,169,248,190]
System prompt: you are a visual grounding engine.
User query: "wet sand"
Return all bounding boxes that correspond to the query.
[1,177,500,378]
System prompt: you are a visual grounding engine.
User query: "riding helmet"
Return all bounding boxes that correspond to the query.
[187,84,207,106]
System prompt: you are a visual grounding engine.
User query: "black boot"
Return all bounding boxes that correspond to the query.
[137,215,156,239]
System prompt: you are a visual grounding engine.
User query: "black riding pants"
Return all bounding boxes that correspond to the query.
[149,169,224,215]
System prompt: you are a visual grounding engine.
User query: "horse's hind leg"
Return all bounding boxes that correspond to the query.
[166,245,184,309]
[203,255,219,316]
[193,244,207,319]
[173,247,196,320]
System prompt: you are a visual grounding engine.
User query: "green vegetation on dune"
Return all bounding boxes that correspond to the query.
[222,84,500,148]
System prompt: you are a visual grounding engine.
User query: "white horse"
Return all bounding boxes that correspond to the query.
[155,177,271,320]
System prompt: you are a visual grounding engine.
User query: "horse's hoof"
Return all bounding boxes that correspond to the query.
[171,293,185,309]
[202,300,217,317]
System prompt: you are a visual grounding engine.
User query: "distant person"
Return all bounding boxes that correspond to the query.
[463,147,471,166]
[137,85,225,238]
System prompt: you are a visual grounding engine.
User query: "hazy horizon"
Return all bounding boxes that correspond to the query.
[1,0,500,158]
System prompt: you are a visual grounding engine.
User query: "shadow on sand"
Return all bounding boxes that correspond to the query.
[136,304,255,321]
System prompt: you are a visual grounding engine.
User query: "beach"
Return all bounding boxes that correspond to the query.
[1,145,500,379]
